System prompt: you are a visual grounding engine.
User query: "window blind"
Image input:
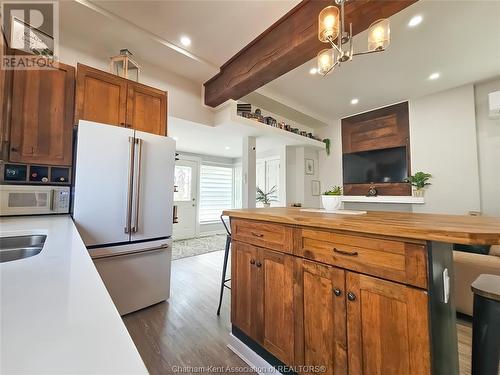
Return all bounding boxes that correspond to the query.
[199,165,233,223]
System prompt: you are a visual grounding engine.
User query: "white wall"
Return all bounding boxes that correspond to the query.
[318,120,343,194]
[303,148,321,208]
[474,77,500,217]
[410,84,480,215]
[285,146,321,208]
[59,33,214,126]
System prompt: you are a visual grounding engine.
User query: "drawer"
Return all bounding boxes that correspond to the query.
[296,229,427,288]
[231,218,293,254]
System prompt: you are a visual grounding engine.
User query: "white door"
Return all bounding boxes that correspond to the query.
[173,159,199,240]
[130,130,176,242]
[73,121,133,246]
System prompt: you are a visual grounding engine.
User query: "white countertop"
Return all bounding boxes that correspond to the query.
[0,215,148,375]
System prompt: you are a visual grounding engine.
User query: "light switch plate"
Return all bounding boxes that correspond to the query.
[443,268,450,304]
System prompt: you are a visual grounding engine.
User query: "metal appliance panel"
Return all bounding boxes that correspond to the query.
[73,121,133,246]
[130,130,175,241]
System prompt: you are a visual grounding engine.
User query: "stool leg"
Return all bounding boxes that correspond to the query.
[217,235,231,316]
[472,294,500,375]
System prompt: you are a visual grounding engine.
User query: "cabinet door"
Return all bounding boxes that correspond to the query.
[10,59,75,165]
[231,241,260,338]
[0,31,11,158]
[260,248,294,364]
[126,82,167,136]
[75,64,127,127]
[346,273,430,375]
[297,260,347,375]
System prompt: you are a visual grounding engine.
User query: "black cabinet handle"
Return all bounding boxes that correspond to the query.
[11,147,18,152]
[333,288,342,297]
[333,248,359,257]
[256,261,262,268]
[347,292,356,301]
[250,259,256,265]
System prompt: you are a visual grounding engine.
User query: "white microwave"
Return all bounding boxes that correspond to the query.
[0,185,70,216]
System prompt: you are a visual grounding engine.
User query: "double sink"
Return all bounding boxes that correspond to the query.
[0,235,46,263]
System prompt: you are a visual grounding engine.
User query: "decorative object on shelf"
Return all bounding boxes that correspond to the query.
[305,159,315,175]
[291,202,302,207]
[237,103,252,114]
[307,132,313,138]
[317,0,390,76]
[256,185,277,208]
[264,116,277,127]
[322,186,343,212]
[109,49,141,81]
[367,183,378,197]
[405,172,432,197]
[311,180,321,196]
[323,138,331,155]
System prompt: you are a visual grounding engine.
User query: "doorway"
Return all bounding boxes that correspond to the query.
[173,158,199,240]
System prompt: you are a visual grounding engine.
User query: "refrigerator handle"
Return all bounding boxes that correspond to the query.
[131,138,143,233]
[125,136,135,234]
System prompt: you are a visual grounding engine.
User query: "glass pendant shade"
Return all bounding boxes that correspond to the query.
[318,6,340,43]
[368,19,390,51]
[317,49,334,75]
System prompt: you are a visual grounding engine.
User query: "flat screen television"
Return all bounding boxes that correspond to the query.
[343,146,408,184]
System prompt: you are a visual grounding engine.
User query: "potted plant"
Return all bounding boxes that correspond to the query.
[405,172,432,197]
[256,186,277,208]
[322,186,343,212]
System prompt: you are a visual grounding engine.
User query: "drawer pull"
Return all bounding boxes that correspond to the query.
[256,261,262,268]
[333,288,342,297]
[333,248,359,257]
[251,232,264,238]
[347,292,356,301]
[250,259,256,265]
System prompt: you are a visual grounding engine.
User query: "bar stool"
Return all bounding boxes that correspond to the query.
[217,214,231,315]
[471,274,500,375]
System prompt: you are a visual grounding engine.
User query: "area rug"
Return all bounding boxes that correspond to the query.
[172,234,227,260]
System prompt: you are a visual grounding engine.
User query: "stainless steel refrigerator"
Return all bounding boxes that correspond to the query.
[73,120,175,315]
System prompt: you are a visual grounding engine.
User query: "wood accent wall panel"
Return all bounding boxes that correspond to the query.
[341,102,411,196]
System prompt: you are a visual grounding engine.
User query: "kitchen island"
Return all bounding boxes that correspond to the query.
[223,208,500,375]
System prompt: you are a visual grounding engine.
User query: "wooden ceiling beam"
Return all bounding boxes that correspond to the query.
[204,0,418,108]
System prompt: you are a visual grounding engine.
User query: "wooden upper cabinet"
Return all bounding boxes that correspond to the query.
[342,102,409,154]
[260,248,295,364]
[297,260,347,375]
[75,64,167,136]
[346,272,430,375]
[127,82,167,136]
[75,64,127,127]
[0,31,11,158]
[9,59,75,165]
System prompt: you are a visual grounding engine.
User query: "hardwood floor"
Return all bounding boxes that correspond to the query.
[123,250,477,375]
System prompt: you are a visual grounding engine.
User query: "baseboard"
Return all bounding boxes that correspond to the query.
[227,333,283,375]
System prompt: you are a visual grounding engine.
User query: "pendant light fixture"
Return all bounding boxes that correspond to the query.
[317,0,390,76]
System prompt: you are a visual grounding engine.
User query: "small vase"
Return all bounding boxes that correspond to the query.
[263,203,271,208]
[321,195,342,212]
[413,189,425,197]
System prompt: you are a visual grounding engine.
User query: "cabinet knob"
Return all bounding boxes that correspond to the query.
[256,261,262,268]
[251,232,264,238]
[250,259,256,265]
[333,288,342,297]
[120,122,125,126]
[347,292,356,301]
[11,147,18,152]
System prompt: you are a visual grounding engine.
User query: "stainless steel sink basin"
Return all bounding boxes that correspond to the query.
[0,235,46,263]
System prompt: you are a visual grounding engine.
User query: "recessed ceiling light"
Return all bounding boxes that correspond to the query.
[172,136,179,141]
[408,15,423,27]
[225,146,230,150]
[428,72,440,80]
[309,67,318,75]
[180,36,191,47]
[350,98,359,105]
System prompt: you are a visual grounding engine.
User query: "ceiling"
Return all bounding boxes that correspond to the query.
[258,0,500,122]
[60,0,299,83]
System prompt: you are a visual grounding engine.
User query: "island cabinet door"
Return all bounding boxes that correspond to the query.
[346,272,430,375]
[296,259,347,375]
[259,248,295,365]
[231,241,260,338]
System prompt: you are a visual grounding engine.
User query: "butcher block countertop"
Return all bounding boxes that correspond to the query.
[223,208,500,245]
